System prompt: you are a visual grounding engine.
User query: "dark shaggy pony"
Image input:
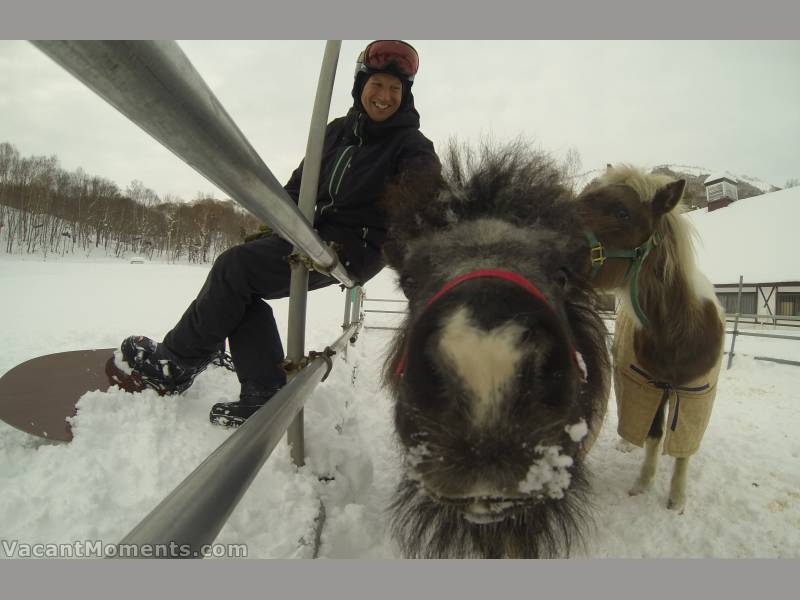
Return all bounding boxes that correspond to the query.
[381,141,610,558]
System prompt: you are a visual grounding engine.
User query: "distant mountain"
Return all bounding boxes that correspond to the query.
[573,164,783,212]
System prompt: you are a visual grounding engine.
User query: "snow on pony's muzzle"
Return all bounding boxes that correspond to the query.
[394,269,586,379]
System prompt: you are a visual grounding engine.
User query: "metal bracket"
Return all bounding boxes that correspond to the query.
[287,241,342,277]
[589,243,606,267]
[281,346,337,381]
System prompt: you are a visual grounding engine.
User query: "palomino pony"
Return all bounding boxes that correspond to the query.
[576,165,725,512]
[381,142,610,558]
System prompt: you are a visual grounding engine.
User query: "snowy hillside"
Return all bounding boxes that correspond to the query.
[0,255,798,558]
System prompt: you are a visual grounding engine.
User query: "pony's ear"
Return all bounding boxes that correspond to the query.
[606,163,614,172]
[652,179,686,218]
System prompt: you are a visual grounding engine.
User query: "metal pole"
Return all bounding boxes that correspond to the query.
[117,322,358,557]
[31,40,355,288]
[349,287,365,344]
[727,275,744,370]
[342,288,353,330]
[286,41,341,466]
[352,287,363,323]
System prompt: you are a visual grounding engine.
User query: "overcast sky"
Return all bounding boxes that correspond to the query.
[1,40,798,200]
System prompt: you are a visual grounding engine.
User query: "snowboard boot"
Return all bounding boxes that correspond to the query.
[106,335,211,395]
[209,381,282,428]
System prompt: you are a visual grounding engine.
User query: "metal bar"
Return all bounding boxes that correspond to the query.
[724,313,800,322]
[724,331,800,342]
[759,285,775,316]
[363,298,408,303]
[364,309,406,314]
[342,288,353,330]
[364,326,402,331]
[31,40,355,288]
[285,264,309,467]
[348,288,365,344]
[754,357,800,367]
[117,322,358,557]
[286,40,341,467]
[352,288,363,322]
[727,275,744,370]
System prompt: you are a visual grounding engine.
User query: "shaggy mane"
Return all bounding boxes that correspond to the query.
[382,139,576,245]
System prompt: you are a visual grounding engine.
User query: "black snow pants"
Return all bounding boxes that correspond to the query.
[162,226,384,391]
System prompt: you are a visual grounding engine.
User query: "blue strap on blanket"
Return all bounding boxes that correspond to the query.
[629,364,710,431]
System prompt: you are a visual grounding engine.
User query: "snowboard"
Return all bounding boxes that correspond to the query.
[0,348,116,442]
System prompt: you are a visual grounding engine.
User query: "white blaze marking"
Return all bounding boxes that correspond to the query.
[438,307,525,425]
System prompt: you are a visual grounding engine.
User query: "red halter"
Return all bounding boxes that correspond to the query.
[394,269,579,377]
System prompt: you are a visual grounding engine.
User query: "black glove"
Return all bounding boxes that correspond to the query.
[243,224,273,242]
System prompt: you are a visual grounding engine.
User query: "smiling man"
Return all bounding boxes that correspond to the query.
[111,40,440,428]
[361,72,403,121]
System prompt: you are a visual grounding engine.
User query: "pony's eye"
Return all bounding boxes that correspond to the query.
[614,207,631,222]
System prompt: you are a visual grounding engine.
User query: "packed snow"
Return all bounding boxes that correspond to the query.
[686,185,800,284]
[0,253,798,558]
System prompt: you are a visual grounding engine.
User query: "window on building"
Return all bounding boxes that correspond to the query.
[722,181,739,200]
[716,292,756,315]
[777,292,800,316]
[707,184,724,202]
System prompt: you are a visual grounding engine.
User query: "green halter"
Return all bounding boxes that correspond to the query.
[585,230,658,328]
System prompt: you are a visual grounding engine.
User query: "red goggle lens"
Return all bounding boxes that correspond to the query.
[362,40,419,77]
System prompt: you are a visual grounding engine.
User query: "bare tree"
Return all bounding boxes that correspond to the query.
[559,146,583,195]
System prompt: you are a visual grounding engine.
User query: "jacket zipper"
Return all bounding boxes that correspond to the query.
[320,115,364,216]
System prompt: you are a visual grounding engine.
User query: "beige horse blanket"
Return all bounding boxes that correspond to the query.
[612,314,723,458]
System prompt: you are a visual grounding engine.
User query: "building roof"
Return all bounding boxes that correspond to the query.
[685,185,800,285]
[704,173,738,186]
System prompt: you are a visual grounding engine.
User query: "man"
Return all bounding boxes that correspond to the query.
[108,40,439,427]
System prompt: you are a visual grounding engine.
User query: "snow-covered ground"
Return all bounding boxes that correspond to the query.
[0,254,798,558]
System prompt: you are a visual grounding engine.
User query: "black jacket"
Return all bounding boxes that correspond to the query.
[283,99,438,281]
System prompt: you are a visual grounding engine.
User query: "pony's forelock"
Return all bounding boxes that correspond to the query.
[598,164,673,204]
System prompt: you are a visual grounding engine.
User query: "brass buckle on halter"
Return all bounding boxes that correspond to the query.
[590,244,606,267]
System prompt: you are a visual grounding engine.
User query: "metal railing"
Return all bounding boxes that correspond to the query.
[362,295,406,331]
[31,39,367,556]
[31,40,355,288]
[118,316,360,556]
[285,40,342,466]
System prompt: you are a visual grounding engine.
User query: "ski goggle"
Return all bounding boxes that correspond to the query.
[357,40,419,80]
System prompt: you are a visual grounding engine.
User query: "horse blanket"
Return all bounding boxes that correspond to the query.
[612,316,723,458]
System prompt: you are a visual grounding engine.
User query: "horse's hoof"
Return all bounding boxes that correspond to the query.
[628,481,651,496]
[667,498,686,513]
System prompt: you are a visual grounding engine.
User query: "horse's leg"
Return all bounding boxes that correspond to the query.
[667,457,689,512]
[629,397,666,496]
[629,437,660,495]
